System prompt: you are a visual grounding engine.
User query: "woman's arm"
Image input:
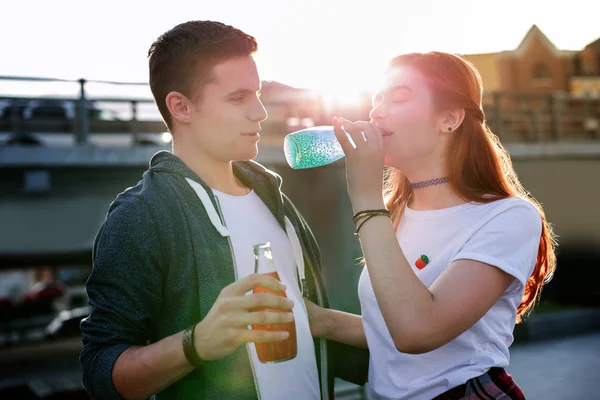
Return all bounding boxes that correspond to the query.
[330,117,537,354]
[355,215,513,354]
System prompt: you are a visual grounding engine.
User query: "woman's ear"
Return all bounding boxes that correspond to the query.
[165,91,193,125]
[438,108,465,133]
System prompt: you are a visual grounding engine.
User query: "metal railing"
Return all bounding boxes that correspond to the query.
[481,91,600,141]
[0,75,160,144]
[2,75,600,144]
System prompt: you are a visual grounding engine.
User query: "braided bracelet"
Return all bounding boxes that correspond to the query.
[355,214,389,236]
[352,208,390,223]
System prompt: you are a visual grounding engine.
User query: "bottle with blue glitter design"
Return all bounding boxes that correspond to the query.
[283,126,345,169]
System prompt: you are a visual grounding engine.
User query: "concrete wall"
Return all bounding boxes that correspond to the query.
[512,158,600,249]
[1,155,598,309]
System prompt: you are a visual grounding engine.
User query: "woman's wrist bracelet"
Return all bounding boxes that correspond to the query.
[352,208,390,223]
[355,213,389,236]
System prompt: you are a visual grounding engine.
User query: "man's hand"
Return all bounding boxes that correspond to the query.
[194,273,295,361]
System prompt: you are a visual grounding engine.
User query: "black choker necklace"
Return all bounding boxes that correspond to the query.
[410,177,449,189]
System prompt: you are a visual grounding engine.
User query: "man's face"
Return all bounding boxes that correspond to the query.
[186,56,268,163]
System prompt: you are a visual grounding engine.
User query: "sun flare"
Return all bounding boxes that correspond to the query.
[320,86,367,111]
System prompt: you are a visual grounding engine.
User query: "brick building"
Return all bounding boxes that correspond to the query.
[462,25,578,93]
[463,25,600,98]
[570,38,600,98]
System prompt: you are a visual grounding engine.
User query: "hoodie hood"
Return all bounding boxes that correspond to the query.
[149,150,309,309]
[148,150,286,227]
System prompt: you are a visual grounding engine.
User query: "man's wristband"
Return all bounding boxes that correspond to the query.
[182,323,207,368]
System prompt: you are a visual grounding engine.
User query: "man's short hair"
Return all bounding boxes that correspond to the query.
[148,20,258,130]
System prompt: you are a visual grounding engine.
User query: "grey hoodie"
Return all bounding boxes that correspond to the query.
[80,151,368,399]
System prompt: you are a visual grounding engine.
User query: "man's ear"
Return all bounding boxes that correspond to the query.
[166,91,193,125]
[438,108,465,133]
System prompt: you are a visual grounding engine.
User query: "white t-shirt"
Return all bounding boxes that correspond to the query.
[212,189,320,400]
[358,197,542,400]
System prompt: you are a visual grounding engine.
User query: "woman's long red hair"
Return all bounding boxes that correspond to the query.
[384,52,557,322]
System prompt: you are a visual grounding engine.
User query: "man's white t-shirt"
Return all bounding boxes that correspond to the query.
[212,189,320,400]
[358,197,542,400]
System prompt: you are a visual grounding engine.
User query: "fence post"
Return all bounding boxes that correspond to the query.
[10,99,21,137]
[77,78,89,144]
[493,92,503,138]
[533,94,545,142]
[551,92,563,141]
[131,101,140,143]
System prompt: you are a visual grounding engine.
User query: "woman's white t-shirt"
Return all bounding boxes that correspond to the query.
[358,197,542,400]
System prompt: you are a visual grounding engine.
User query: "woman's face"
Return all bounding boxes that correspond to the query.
[370,66,447,171]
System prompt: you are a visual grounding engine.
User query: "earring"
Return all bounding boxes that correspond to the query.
[447,127,452,131]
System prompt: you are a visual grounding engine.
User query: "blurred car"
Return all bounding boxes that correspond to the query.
[2,133,43,146]
[0,296,12,319]
[20,281,66,316]
[0,98,116,123]
[46,305,91,339]
[22,98,114,121]
[23,281,65,302]
[0,98,28,121]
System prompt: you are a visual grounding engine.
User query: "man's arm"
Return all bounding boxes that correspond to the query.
[81,197,295,400]
[109,273,295,400]
[110,331,193,400]
[304,298,370,385]
[324,309,370,385]
[304,298,367,348]
[80,197,169,399]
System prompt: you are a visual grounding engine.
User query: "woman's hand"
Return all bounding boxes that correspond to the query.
[333,117,386,212]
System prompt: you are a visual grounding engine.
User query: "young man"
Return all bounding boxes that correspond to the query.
[80,20,368,400]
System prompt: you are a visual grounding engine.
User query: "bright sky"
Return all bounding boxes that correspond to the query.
[1,0,599,98]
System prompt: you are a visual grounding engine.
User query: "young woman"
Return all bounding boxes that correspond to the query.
[305,52,556,399]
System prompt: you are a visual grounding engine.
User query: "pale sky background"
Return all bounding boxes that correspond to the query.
[1,0,599,99]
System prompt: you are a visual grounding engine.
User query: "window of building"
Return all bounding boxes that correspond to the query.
[532,62,552,88]
[583,58,594,74]
[573,57,581,75]
[533,63,551,79]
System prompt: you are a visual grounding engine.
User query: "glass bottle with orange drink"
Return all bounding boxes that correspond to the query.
[252,242,297,363]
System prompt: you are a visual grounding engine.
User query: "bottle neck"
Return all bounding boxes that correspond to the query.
[254,242,276,274]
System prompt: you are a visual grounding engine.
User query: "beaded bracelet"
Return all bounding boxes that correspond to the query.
[352,208,390,223]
